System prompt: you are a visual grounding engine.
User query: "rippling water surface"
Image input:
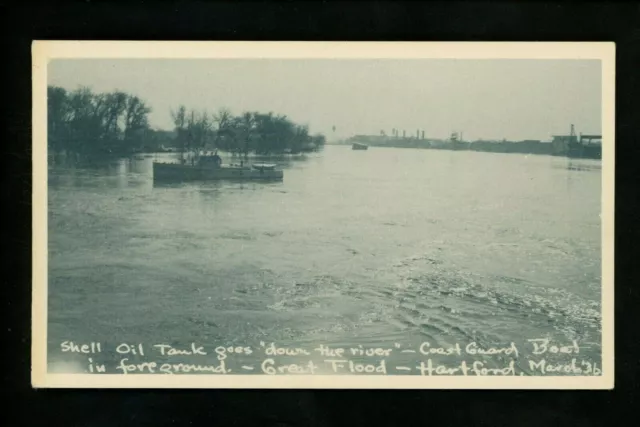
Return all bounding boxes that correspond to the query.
[47,145,602,375]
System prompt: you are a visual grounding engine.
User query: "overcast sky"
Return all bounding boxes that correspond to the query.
[48,59,601,141]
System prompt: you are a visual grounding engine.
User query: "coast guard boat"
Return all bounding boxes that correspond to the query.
[153,151,283,182]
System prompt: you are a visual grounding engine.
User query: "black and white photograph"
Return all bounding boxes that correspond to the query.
[32,41,614,389]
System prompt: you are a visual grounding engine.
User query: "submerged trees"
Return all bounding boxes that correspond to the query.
[171,107,326,156]
[46,86,326,158]
[47,85,152,156]
[171,105,215,161]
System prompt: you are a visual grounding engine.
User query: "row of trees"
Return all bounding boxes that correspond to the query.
[170,106,325,156]
[47,85,326,158]
[47,85,154,155]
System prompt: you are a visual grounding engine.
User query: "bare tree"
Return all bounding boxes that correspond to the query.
[124,96,152,150]
[171,105,188,159]
[213,107,233,149]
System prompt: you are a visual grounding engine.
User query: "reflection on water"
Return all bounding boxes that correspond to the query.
[47,146,602,375]
[550,156,602,172]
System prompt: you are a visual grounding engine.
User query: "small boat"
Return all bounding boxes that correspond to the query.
[251,163,277,171]
[352,142,368,150]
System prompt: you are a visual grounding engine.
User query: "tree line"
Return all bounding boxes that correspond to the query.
[47,85,155,156]
[47,85,326,157]
[170,105,325,157]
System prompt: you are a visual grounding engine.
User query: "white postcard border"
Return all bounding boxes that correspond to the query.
[32,41,615,389]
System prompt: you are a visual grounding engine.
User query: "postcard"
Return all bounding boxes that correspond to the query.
[32,41,614,389]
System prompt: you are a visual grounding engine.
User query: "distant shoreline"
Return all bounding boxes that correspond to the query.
[329,139,602,160]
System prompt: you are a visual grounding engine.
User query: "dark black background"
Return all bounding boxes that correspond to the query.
[3,1,639,426]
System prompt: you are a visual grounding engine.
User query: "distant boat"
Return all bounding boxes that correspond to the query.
[352,142,368,150]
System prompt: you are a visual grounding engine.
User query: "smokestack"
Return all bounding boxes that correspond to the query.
[403,130,406,138]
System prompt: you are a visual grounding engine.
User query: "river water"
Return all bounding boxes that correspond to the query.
[47,145,602,375]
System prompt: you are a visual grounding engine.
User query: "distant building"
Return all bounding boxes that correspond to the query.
[551,133,601,159]
[551,134,578,155]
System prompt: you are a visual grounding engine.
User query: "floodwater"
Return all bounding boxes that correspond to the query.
[47,145,602,376]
